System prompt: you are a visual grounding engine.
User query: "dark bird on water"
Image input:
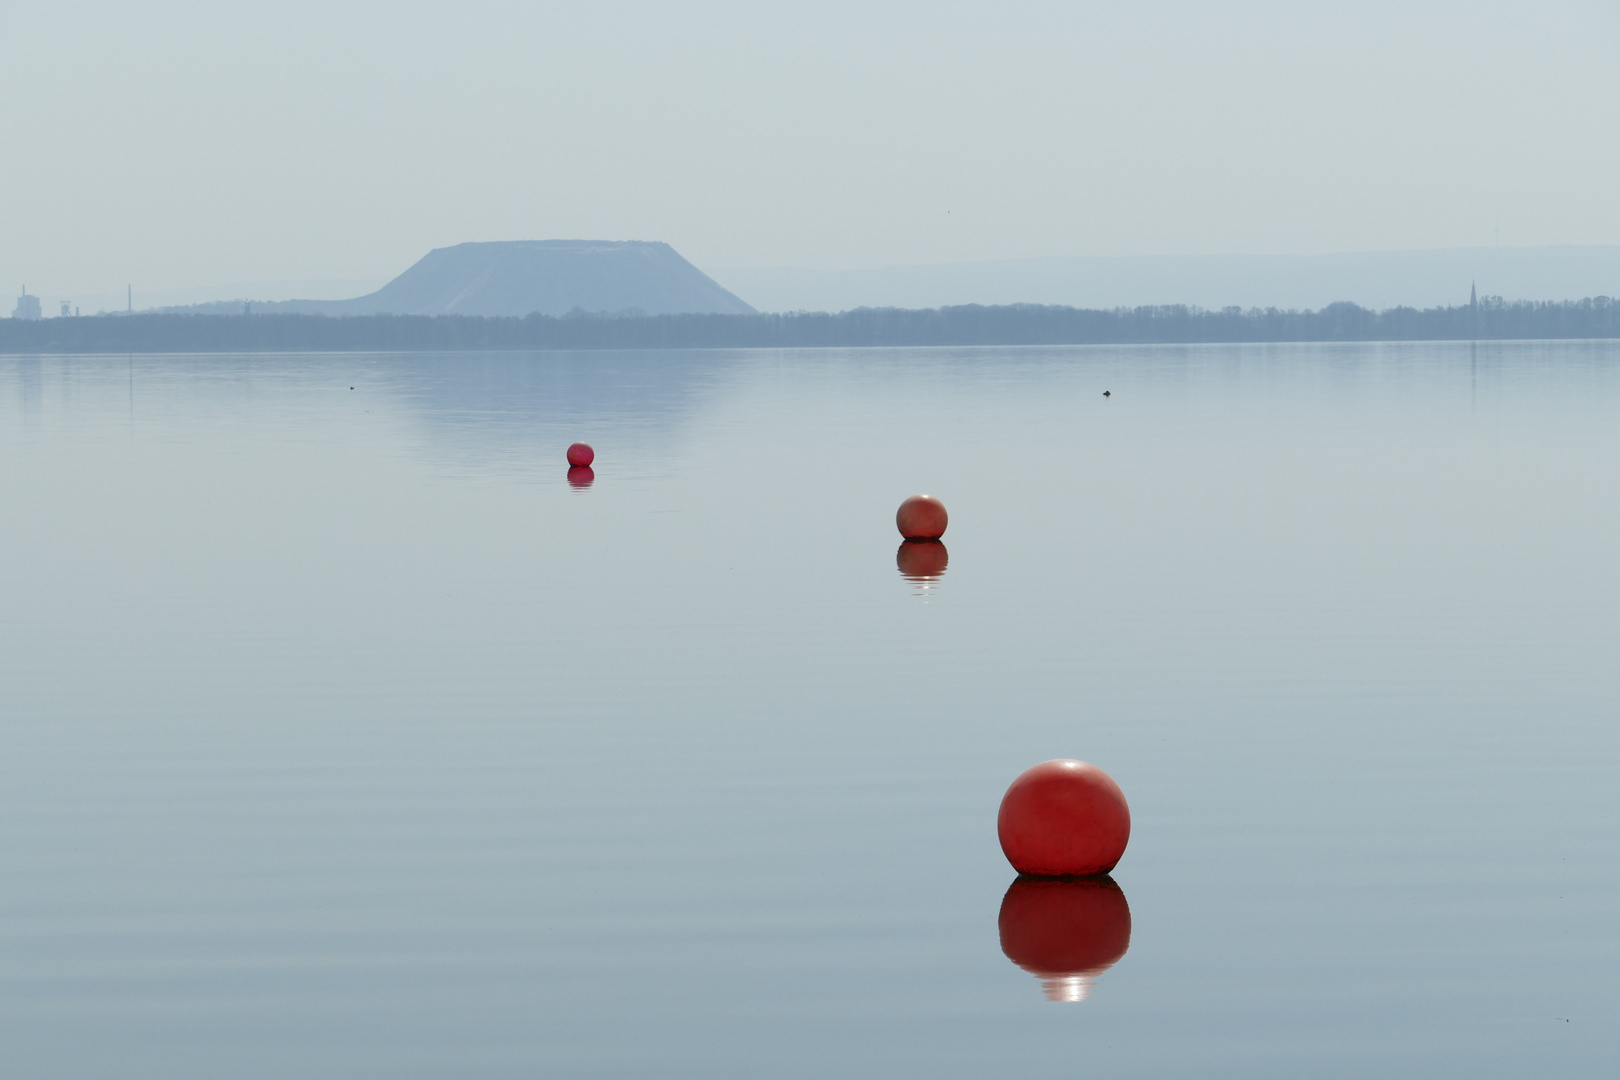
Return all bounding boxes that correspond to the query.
[1103,390,1111,397]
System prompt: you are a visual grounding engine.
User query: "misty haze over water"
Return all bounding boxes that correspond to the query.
[5,6,1617,312]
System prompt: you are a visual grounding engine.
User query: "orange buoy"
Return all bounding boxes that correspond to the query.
[998,875,1131,1002]
[896,494,947,540]
[997,760,1130,877]
[567,442,595,467]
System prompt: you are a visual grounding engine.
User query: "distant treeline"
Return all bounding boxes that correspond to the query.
[3,296,1618,353]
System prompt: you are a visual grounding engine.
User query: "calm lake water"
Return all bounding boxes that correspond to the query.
[2,343,1617,1077]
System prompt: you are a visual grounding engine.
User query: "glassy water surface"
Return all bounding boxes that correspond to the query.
[1,343,1616,1077]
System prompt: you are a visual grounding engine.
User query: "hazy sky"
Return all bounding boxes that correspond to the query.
[3,1,1619,302]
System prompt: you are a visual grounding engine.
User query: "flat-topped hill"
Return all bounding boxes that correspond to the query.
[171,240,755,318]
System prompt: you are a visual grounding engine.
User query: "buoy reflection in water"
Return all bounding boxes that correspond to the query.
[567,465,595,489]
[896,540,947,596]
[998,875,1131,1003]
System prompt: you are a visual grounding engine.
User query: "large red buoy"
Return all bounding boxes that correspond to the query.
[567,442,595,467]
[999,876,1131,1002]
[896,495,947,540]
[997,760,1130,877]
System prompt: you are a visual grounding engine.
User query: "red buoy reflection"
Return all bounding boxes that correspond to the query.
[998,875,1131,1002]
[567,465,595,489]
[896,540,948,592]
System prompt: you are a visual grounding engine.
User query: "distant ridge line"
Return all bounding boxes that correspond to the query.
[713,244,1620,313]
[4,297,1617,353]
[157,240,756,319]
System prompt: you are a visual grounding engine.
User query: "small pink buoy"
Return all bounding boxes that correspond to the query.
[896,494,947,540]
[567,442,595,467]
[997,760,1131,877]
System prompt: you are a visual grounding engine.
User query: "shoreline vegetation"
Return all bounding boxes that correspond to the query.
[2,296,1617,353]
